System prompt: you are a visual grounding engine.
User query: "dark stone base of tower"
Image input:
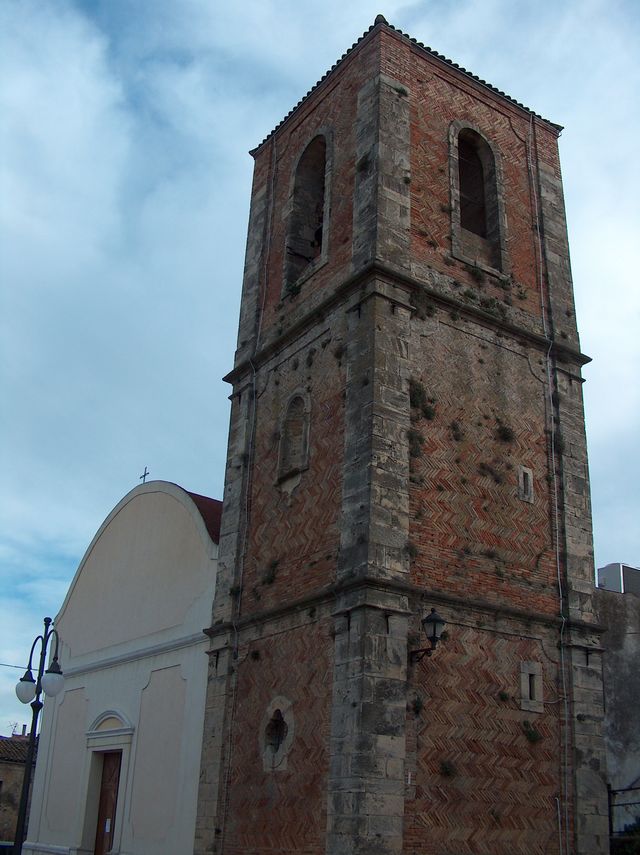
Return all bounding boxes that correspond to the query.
[195,17,609,855]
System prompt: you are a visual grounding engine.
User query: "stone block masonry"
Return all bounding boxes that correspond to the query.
[195,15,608,855]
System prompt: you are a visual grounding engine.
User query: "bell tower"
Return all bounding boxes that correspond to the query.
[195,17,608,855]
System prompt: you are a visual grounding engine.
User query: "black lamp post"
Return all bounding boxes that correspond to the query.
[409,607,447,663]
[13,617,64,855]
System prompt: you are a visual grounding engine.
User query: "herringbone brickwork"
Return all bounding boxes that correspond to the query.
[405,623,562,854]
[240,337,345,613]
[223,619,333,855]
[408,319,558,615]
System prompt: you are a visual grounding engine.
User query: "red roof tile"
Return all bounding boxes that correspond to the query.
[186,491,222,544]
[0,735,37,764]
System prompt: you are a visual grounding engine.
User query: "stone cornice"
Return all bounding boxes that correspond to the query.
[223,259,591,387]
[204,573,604,640]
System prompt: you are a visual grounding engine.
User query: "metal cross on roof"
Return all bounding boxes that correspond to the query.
[139,466,149,484]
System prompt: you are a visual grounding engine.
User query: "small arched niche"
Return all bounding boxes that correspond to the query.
[260,697,294,771]
[278,394,310,482]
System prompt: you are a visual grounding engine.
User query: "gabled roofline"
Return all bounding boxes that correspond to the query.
[55,481,221,625]
[251,14,562,156]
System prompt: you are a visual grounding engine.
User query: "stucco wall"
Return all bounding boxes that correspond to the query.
[24,482,218,855]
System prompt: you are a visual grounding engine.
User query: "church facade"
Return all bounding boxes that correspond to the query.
[25,482,221,855]
[195,17,608,855]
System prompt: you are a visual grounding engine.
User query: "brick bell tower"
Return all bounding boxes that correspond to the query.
[195,16,608,855]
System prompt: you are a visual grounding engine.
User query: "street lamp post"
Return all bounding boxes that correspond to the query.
[13,617,65,855]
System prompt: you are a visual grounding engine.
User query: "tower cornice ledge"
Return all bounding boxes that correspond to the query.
[203,573,604,639]
[224,259,591,386]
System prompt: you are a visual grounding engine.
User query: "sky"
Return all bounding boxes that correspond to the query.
[1,0,638,735]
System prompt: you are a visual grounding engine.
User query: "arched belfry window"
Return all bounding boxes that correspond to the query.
[285,135,327,290]
[278,394,310,480]
[459,132,488,237]
[449,123,507,273]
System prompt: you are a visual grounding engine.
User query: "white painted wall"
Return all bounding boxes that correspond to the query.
[24,481,218,855]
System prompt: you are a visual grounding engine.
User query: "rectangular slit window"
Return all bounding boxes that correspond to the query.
[518,465,534,503]
[521,661,543,713]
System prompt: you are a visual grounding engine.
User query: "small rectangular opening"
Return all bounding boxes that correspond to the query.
[518,465,534,503]
[520,661,543,713]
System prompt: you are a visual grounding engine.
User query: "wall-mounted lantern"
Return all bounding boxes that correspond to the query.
[409,608,447,663]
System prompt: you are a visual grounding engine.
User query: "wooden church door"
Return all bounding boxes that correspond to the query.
[94,751,121,855]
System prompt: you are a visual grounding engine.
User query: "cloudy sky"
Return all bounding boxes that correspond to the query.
[1,0,638,734]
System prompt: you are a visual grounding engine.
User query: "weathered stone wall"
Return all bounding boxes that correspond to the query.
[196,16,608,855]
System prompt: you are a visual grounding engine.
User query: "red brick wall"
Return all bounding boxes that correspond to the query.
[377,30,563,319]
[251,37,378,336]
[239,336,345,615]
[407,321,559,614]
[223,619,334,855]
[404,624,562,855]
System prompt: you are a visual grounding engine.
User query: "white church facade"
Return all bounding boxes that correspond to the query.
[24,481,220,855]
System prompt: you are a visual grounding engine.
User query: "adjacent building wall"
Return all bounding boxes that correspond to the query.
[594,589,640,799]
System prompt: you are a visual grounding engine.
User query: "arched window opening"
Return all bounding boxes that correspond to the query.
[285,136,327,289]
[265,709,288,753]
[459,133,487,237]
[278,395,309,480]
[451,125,504,272]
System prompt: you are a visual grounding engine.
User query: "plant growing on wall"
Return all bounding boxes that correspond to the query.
[409,378,436,421]
[440,760,457,777]
[262,560,279,585]
[408,429,424,458]
[522,720,542,743]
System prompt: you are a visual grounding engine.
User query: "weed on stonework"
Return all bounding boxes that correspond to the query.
[469,265,484,284]
[479,296,507,320]
[478,462,503,484]
[412,291,436,320]
[440,760,457,777]
[522,720,542,744]
[450,420,464,441]
[409,695,424,715]
[409,378,436,420]
[408,429,424,458]
[496,423,515,443]
[261,559,279,585]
